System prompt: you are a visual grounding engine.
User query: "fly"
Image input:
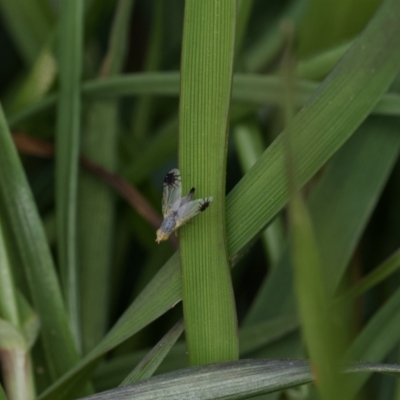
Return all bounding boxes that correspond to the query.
[156,168,213,243]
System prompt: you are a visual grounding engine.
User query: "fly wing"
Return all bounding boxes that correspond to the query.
[162,169,182,217]
[179,187,195,207]
[175,196,213,228]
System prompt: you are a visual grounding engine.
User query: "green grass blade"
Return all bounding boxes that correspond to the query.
[93,316,298,391]
[0,105,80,381]
[179,0,238,365]
[38,253,182,400]
[0,216,36,399]
[235,0,254,56]
[233,123,285,266]
[120,319,184,385]
[55,0,84,347]
[226,0,400,259]
[339,248,400,302]
[79,101,118,353]
[79,0,134,354]
[290,178,345,400]
[131,0,162,144]
[243,0,306,72]
[284,35,347,398]
[4,45,57,115]
[0,218,21,328]
[346,287,400,398]
[246,116,400,325]
[7,73,400,127]
[80,359,312,400]
[78,360,400,400]
[308,117,400,294]
[0,0,53,63]
[99,0,134,77]
[297,40,352,80]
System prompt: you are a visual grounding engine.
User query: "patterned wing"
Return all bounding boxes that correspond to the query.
[175,197,213,228]
[162,169,182,217]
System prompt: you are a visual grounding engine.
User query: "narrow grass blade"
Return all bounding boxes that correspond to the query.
[0,216,35,399]
[246,117,400,325]
[131,0,162,144]
[93,315,298,391]
[79,0,134,354]
[4,45,57,115]
[0,0,53,63]
[8,73,400,127]
[56,0,84,347]
[120,319,184,385]
[39,253,182,400]
[79,101,119,353]
[290,184,345,400]
[0,105,80,381]
[0,218,21,328]
[346,287,400,398]
[243,0,306,72]
[179,0,238,365]
[284,30,347,398]
[338,248,400,303]
[235,0,254,56]
[233,123,285,266]
[78,360,400,400]
[297,40,352,80]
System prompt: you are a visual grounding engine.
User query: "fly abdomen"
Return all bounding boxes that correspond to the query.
[160,214,177,235]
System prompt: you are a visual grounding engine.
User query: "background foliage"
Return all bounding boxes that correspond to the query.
[1,0,400,399]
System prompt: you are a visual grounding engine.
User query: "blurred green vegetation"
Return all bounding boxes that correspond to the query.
[1,0,400,399]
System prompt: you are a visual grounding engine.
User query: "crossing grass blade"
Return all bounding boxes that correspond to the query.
[7,73,400,127]
[120,319,184,385]
[77,360,400,400]
[93,316,298,392]
[245,116,400,326]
